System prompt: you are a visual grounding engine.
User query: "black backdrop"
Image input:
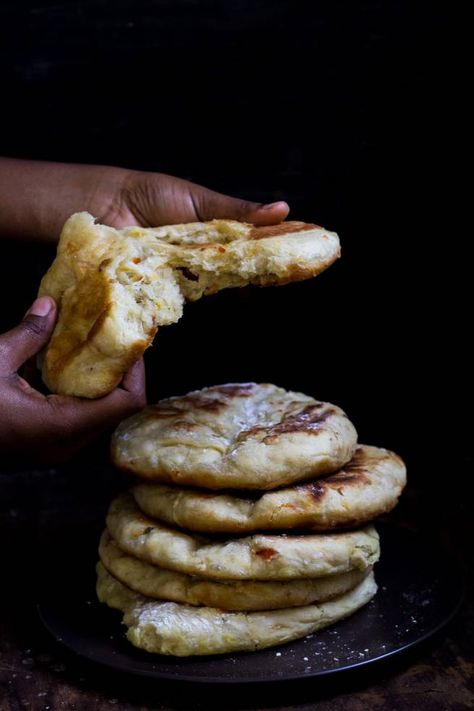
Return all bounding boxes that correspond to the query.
[0,1,466,475]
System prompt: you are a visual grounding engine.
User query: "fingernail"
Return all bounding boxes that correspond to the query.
[260,202,283,210]
[25,296,53,317]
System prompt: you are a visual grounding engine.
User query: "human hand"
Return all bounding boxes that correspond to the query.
[0,158,290,242]
[93,170,290,230]
[0,296,146,465]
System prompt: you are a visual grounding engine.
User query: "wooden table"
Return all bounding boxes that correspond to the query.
[1,456,472,710]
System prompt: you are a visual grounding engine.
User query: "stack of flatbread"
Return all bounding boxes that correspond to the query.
[97,382,406,656]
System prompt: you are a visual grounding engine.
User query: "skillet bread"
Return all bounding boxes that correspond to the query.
[106,493,380,580]
[99,531,370,611]
[112,383,357,489]
[132,445,406,532]
[39,212,340,398]
[96,563,377,656]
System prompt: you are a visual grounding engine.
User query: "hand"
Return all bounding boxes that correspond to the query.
[96,170,290,230]
[0,158,290,242]
[0,296,146,465]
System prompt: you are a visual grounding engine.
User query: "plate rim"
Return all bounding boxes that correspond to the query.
[36,525,466,685]
[37,593,464,684]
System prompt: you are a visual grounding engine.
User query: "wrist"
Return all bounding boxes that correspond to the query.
[0,158,136,243]
[82,164,134,227]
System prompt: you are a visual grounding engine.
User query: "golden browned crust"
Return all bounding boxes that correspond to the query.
[249,221,319,239]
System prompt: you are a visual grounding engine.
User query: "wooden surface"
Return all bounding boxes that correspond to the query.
[0,456,473,710]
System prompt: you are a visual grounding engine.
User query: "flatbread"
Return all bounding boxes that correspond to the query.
[107,493,380,580]
[96,563,377,655]
[112,383,357,489]
[39,213,340,397]
[133,445,406,532]
[99,531,369,610]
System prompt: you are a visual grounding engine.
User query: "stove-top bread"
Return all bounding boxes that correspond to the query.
[99,530,370,611]
[132,445,406,532]
[96,562,377,656]
[106,493,380,581]
[39,213,339,398]
[112,383,357,489]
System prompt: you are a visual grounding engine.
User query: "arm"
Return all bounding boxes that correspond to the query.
[0,158,289,242]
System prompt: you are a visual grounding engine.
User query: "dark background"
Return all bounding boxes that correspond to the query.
[0,3,472,708]
[0,1,466,473]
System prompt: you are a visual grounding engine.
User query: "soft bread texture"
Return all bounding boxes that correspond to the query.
[96,563,377,656]
[99,530,369,610]
[133,445,406,532]
[107,493,380,580]
[39,213,340,398]
[112,383,357,489]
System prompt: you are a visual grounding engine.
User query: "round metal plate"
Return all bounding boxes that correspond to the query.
[37,525,464,684]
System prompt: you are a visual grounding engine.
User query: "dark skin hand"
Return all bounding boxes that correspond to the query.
[0,159,290,240]
[0,296,146,464]
[105,169,290,230]
[0,159,290,464]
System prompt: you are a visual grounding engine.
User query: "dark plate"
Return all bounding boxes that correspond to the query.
[37,525,464,684]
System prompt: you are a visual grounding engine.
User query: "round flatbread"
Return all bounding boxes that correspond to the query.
[133,445,406,533]
[112,383,358,489]
[96,563,377,656]
[39,213,340,398]
[99,531,369,610]
[107,494,380,580]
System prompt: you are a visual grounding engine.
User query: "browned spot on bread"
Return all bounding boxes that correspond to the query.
[182,395,229,412]
[131,528,146,539]
[343,447,367,468]
[277,265,325,284]
[175,384,254,413]
[324,471,369,486]
[255,547,279,560]
[319,447,371,485]
[304,481,327,500]
[170,420,199,432]
[147,406,183,419]
[98,258,112,271]
[212,384,254,397]
[243,404,336,443]
[249,222,320,240]
[296,448,372,497]
[322,450,370,486]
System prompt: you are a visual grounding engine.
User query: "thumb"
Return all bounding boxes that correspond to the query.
[0,296,57,374]
[192,185,290,225]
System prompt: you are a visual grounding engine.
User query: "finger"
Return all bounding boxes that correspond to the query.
[242,201,291,225]
[13,372,45,399]
[0,297,57,374]
[41,357,146,443]
[46,384,145,438]
[121,172,290,228]
[120,358,146,404]
[190,184,290,225]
